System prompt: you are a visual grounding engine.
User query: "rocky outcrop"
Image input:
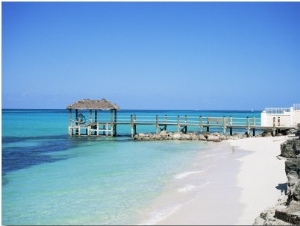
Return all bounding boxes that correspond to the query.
[281,140,300,158]
[133,131,247,142]
[254,138,300,225]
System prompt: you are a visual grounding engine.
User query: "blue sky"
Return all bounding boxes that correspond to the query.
[2,2,300,110]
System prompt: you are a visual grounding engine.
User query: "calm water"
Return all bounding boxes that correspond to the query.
[2,109,261,225]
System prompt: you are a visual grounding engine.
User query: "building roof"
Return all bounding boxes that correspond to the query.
[66,98,120,110]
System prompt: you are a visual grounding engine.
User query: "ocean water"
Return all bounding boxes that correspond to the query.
[2,109,261,225]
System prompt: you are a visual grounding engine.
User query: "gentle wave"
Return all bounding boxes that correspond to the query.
[177,184,196,192]
[174,169,209,179]
[178,182,210,193]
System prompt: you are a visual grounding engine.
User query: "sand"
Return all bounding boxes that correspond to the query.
[158,136,289,225]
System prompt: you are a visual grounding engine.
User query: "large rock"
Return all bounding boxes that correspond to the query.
[285,159,300,178]
[285,159,300,202]
[275,202,300,224]
[159,130,168,139]
[199,134,207,141]
[206,135,221,142]
[172,132,182,140]
[281,140,300,158]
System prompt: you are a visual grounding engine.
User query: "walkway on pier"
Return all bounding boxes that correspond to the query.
[69,114,294,137]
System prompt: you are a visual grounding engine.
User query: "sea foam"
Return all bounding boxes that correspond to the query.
[174,168,210,179]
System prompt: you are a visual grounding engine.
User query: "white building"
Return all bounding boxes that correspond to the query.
[261,104,300,128]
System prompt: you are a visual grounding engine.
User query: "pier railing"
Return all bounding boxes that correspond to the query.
[68,113,295,137]
[117,114,263,137]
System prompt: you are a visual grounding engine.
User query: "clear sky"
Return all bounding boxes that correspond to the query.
[2,2,300,110]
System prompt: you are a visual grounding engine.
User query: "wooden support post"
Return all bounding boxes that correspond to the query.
[163,115,168,131]
[131,115,134,137]
[68,109,72,135]
[156,115,159,134]
[229,115,233,136]
[223,116,226,134]
[113,109,117,137]
[134,114,137,135]
[207,117,210,132]
[272,117,276,136]
[95,110,98,123]
[253,117,256,137]
[69,109,72,126]
[177,116,180,132]
[199,116,203,133]
[89,110,92,124]
[184,115,187,133]
[131,115,136,137]
[247,116,250,136]
[75,109,79,135]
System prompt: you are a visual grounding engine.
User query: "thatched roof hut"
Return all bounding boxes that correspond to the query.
[66,98,120,110]
[67,98,119,136]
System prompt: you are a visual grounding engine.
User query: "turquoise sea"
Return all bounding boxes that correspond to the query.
[2,109,261,225]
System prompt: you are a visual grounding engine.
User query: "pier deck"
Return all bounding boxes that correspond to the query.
[68,114,294,137]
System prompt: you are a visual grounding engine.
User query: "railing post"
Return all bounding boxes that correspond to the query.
[131,115,134,137]
[229,115,233,136]
[177,115,180,132]
[184,115,187,133]
[199,116,203,133]
[97,122,99,136]
[106,123,108,136]
[130,115,136,137]
[156,115,159,134]
[207,116,210,132]
[89,110,92,124]
[75,109,79,135]
[272,117,276,136]
[253,117,256,136]
[247,116,250,136]
[69,109,72,126]
[223,116,226,134]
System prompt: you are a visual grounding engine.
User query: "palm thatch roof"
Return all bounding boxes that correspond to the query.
[66,98,120,110]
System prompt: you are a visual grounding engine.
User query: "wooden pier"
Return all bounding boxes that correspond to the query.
[66,99,295,138]
[68,114,294,137]
[122,114,293,137]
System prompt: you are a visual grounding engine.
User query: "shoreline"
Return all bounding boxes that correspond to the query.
[153,136,288,225]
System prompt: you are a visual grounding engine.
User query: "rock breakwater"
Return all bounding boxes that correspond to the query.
[133,131,247,142]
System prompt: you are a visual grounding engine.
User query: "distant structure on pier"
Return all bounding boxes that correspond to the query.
[66,98,120,136]
[261,103,300,127]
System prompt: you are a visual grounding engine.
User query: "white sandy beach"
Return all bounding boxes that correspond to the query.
[158,136,289,225]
